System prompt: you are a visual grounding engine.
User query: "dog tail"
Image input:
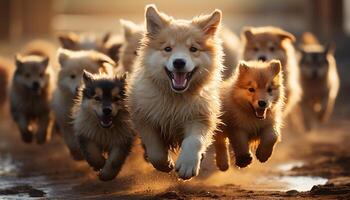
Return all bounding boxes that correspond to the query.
[301,32,320,45]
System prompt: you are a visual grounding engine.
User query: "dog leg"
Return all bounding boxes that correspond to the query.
[36,114,50,144]
[99,141,132,181]
[138,124,173,172]
[318,96,334,123]
[78,136,105,171]
[214,133,230,171]
[228,130,252,168]
[61,125,84,160]
[176,122,210,180]
[256,126,279,163]
[17,115,33,143]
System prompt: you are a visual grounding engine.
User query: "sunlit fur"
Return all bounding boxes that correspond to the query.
[52,49,115,160]
[220,27,241,80]
[299,32,340,131]
[127,5,223,180]
[215,60,284,170]
[58,32,123,63]
[72,71,135,181]
[242,26,301,117]
[10,52,54,144]
[119,19,144,72]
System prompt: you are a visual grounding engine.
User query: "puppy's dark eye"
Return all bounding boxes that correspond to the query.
[269,46,275,52]
[248,87,255,93]
[164,46,172,52]
[25,73,30,78]
[94,96,101,101]
[70,74,76,79]
[267,87,273,93]
[134,51,138,56]
[189,47,198,52]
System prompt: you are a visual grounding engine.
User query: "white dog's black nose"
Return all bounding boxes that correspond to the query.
[173,59,186,69]
[258,100,267,108]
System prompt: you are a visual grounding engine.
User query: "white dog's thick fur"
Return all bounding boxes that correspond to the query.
[127,5,223,180]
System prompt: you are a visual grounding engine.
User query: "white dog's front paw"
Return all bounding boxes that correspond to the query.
[175,152,201,180]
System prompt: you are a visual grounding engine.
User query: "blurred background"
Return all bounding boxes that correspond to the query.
[0,0,349,199]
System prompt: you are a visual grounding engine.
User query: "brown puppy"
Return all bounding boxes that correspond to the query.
[73,71,135,181]
[242,26,301,117]
[299,32,340,131]
[127,5,223,180]
[10,53,54,144]
[215,60,284,170]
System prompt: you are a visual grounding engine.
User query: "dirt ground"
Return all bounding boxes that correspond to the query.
[0,87,350,200]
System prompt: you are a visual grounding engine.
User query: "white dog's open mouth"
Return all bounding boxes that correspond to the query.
[165,68,197,92]
[255,108,267,120]
[99,115,113,128]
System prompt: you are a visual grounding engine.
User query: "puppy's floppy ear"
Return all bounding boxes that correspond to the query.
[269,59,281,76]
[194,9,222,36]
[324,42,336,55]
[58,48,71,68]
[15,54,23,68]
[120,19,138,40]
[241,27,254,41]
[145,4,169,36]
[58,32,79,49]
[238,60,250,74]
[277,29,296,43]
[82,70,94,86]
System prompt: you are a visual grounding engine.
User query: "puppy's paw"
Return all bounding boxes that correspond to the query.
[98,169,117,182]
[256,146,273,163]
[175,152,201,180]
[151,158,174,173]
[235,153,252,168]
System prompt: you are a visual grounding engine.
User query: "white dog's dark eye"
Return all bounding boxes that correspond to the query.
[164,46,172,52]
[70,74,76,79]
[190,47,198,52]
[248,87,255,93]
[134,51,138,55]
[267,87,273,93]
[94,96,101,101]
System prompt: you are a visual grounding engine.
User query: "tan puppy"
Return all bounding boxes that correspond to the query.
[73,71,135,181]
[242,26,301,117]
[10,53,54,144]
[127,5,223,180]
[215,60,284,170]
[299,32,340,131]
[119,19,144,72]
[52,49,115,160]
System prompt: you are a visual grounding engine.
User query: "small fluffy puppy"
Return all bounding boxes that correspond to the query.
[52,49,115,160]
[127,5,223,180]
[10,54,54,144]
[299,32,339,131]
[242,26,301,117]
[73,71,134,181]
[119,20,144,72]
[220,27,241,79]
[58,32,123,63]
[215,60,284,170]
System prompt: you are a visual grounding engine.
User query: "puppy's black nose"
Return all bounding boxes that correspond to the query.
[173,59,186,69]
[258,56,267,62]
[103,107,112,115]
[258,100,267,108]
[32,81,40,91]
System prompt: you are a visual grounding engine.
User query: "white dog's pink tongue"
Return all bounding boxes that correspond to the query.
[172,72,187,89]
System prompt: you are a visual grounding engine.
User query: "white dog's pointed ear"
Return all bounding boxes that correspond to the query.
[194,9,222,36]
[58,48,71,68]
[15,54,23,68]
[242,27,254,41]
[145,4,168,36]
[82,70,94,86]
[120,19,138,40]
[58,32,79,49]
[269,59,281,76]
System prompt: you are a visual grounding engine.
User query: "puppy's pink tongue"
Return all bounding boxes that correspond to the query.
[172,72,187,88]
